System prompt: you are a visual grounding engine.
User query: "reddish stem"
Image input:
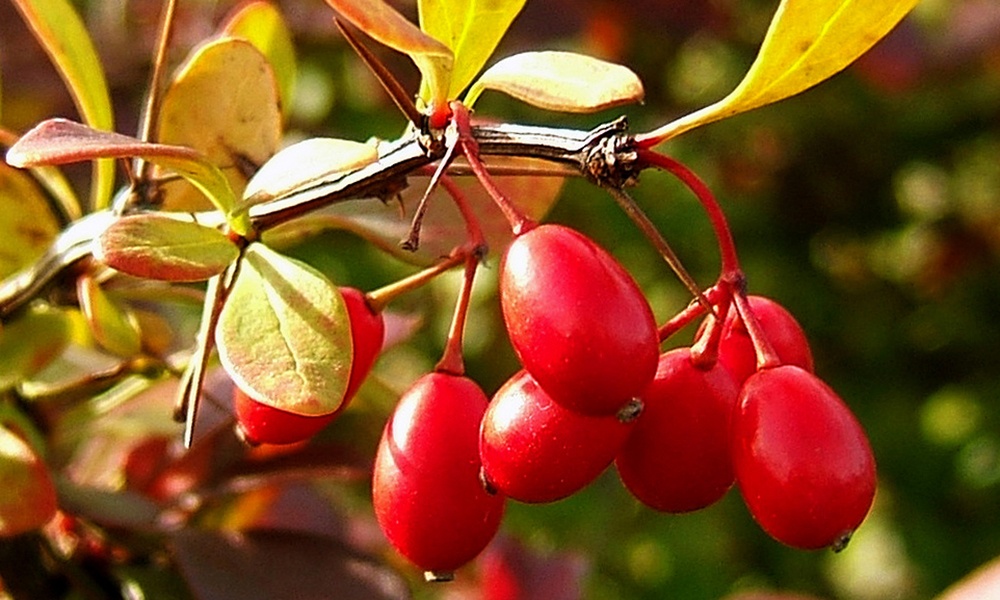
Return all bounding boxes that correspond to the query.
[636,149,742,279]
[451,102,535,236]
[435,253,480,376]
[731,290,781,370]
[656,283,728,342]
[365,250,467,313]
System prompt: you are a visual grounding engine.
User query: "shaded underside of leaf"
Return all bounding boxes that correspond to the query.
[0,162,61,279]
[220,1,298,120]
[419,0,527,99]
[94,213,240,282]
[465,51,645,113]
[6,119,239,220]
[322,0,454,105]
[640,0,919,144]
[155,37,282,213]
[11,0,116,210]
[216,243,352,416]
[267,160,565,265]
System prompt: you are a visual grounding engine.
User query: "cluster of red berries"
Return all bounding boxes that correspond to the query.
[229,221,876,580]
[370,222,878,579]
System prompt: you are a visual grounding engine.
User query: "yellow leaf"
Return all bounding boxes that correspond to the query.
[11,0,115,210]
[0,163,60,279]
[156,38,282,213]
[419,0,526,100]
[323,0,454,106]
[639,0,919,145]
[220,1,298,120]
[465,51,644,113]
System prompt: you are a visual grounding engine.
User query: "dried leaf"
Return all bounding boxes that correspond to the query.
[11,0,115,209]
[323,0,454,105]
[419,0,526,99]
[220,1,298,119]
[94,214,240,282]
[216,243,352,416]
[156,38,282,212]
[465,51,644,112]
[0,163,61,279]
[640,0,919,144]
[77,275,142,357]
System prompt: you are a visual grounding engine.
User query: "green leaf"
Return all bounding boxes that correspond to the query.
[322,0,454,106]
[0,303,71,392]
[418,0,526,99]
[0,424,57,536]
[220,1,298,120]
[216,243,352,416]
[155,38,282,214]
[241,137,378,208]
[76,275,142,357]
[465,51,644,112]
[93,214,240,282]
[0,163,61,279]
[640,0,919,145]
[6,119,246,233]
[11,0,115,210]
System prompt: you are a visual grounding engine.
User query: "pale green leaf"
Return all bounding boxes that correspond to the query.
[220,1,298,120]
[322,0,454,105]
[465,51,644,112]
[93,214,240,282]
[0,163,61,279]
[77,275,142,357]
[216,243,352,416]
[640,0,919,145]
[11,0,115,210]
[0,303,71,392]
[241,137,378,209]
[156,38,282,214]
[419,0,526,99]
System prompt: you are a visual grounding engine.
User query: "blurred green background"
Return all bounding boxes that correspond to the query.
[2,0,1000,598]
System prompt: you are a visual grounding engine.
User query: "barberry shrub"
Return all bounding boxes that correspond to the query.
[0,0,926,597]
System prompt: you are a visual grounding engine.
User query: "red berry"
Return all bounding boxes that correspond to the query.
[480,370,638,503]
[500,224,659,415]
[732,365,876,550]
[233,286,385,445]
[616,348,740,513]
[373,372,505,576]
[717,295,814,384]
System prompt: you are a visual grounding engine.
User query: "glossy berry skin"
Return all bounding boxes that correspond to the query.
[373,372,505,575]
[234,286,385,445]
[616,348,740,513]
[732,365,876,550]
[500,224,659,415]
[717,295,814,384]
[480,370,637,503]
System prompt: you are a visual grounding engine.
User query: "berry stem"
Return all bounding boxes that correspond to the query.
[636,149,742,279]
[604,186,713,316]
[656,283,728,341]
[731,290,782,370]
[435,253,480,376]
[365,250,467,313]
[451,102,536,236]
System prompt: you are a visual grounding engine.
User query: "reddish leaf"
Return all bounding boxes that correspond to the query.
[170,528,410,600]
